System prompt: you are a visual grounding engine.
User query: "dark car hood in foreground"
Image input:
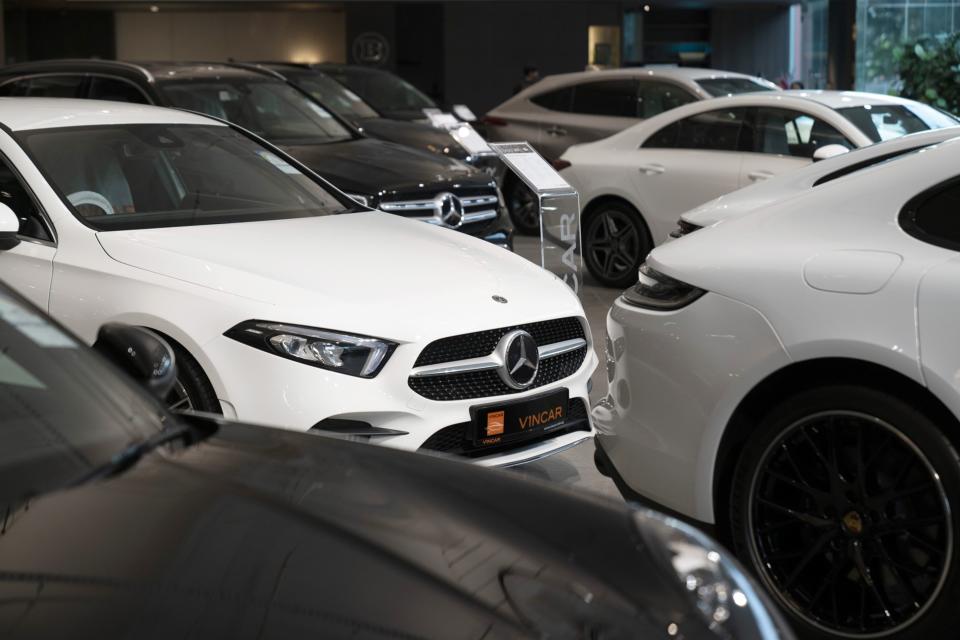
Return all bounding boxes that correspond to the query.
[0,422,711,640]
[357,116,470,161]
[280,137,483,196]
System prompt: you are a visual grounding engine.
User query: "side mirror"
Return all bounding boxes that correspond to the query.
[0,203,20,250]
[813,144,850,162]
[93,323,177,401]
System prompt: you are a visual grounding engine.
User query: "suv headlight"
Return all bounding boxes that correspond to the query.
[622,263,705,310]
[634,510,790,639]
[225,321,396,378]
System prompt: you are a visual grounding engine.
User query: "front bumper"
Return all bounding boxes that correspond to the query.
[593,293,790,522]
[204,330,598,467]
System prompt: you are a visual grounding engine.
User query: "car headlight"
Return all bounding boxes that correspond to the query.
[634,510,790,639]
[346,194,370,207]
[224,321,396,378]
[621,263,705,310]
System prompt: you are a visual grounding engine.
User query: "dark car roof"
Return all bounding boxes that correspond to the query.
[0,59,280,83]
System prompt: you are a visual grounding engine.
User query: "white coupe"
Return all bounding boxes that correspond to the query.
[560,90,959,287]
[0,98,597,468]
[595,135,960,637]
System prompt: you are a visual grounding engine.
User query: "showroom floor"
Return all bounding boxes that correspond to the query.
[507,235,623,501]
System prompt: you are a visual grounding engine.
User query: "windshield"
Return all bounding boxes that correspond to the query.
[18,124,349,231]
[331,68,436,114]
[838,104,959,142]
[0,289,163,506]
[291,72,380,120]
[696,77,775,97]
[157,79,353,145]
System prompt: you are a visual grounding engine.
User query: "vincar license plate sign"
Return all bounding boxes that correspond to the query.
[490,142,582,295]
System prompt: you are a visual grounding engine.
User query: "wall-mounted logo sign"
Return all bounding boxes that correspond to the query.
[352,32,390,66]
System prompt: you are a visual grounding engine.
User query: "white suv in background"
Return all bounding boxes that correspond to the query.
[0,99,597,467]
[595,136,960,638]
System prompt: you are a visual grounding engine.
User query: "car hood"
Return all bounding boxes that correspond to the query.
[96,212,581,341]
[0,422,696,639]
[279,137,477,195]
[357,117,471,160]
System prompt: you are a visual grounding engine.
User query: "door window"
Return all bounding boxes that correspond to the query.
[747,108,852,158]
[570,79,639,117]
[901,180,960,251]
[638,82,697,118]
[0,75,84,98]
[643,108,747,151]
[0,155,50,242]
[529,86,574,112]
[88,76,150,105]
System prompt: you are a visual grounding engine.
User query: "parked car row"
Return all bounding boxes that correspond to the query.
[3,55,958,640]
[0,78,797,638]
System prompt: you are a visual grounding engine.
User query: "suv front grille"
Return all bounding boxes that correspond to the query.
[415,317,584,367]
[420,397,590,457]
[379,185,500,229]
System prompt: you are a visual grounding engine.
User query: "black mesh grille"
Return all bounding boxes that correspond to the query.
[414,317,585,367]
[409,347,586,401]
[420,397,590,457]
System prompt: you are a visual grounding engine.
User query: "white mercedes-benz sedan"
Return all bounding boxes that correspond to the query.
[594,136,960,638]
[675,126,960,237]
[560,90,959,287]
[0,99,597,467]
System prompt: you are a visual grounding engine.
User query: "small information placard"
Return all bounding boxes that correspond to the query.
[490,142,572,193]
[449,123,493,155]
[452,104,477,122]
[490,142,582,295]
[425,112,461,129]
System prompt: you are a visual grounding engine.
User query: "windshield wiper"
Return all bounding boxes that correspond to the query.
[69,421,208,488]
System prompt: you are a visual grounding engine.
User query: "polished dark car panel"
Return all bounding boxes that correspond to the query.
[257,63,474,162]
[0,421,688,639]
[0,60,512,248]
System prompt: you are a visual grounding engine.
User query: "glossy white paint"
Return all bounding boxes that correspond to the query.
[561,92,953,247]
[485,67,777,161]
[595,138,960,522]
[0,99,598,466]
[681,127,960,231]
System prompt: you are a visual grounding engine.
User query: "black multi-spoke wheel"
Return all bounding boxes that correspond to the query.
[163,341,221,414]
[731,386,960,639]
[505,176,540,235]
[583,202,651,289]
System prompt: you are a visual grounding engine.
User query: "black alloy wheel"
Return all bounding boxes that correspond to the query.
[505,177,540,235]
[731,386,960,639]
[583,203,651,289]
[163,342,221,414]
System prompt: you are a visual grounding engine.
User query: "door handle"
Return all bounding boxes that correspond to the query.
[748,170,774,182]
[639,163,665,176]
[545,125,567,136]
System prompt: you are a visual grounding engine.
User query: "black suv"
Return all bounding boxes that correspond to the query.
[0,60,511,248]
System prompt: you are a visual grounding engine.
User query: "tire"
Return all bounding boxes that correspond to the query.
[729,385,960,639]
[504,175,540,235]
[583,201,652,289]
[164,342,221,414]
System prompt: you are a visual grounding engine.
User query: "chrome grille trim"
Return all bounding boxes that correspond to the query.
[409,337,586,378]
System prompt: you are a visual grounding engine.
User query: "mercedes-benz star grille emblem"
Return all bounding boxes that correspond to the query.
[434,192,465,228]
[496,330,540,389]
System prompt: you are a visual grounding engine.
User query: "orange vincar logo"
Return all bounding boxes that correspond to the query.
[487,411,505,436]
